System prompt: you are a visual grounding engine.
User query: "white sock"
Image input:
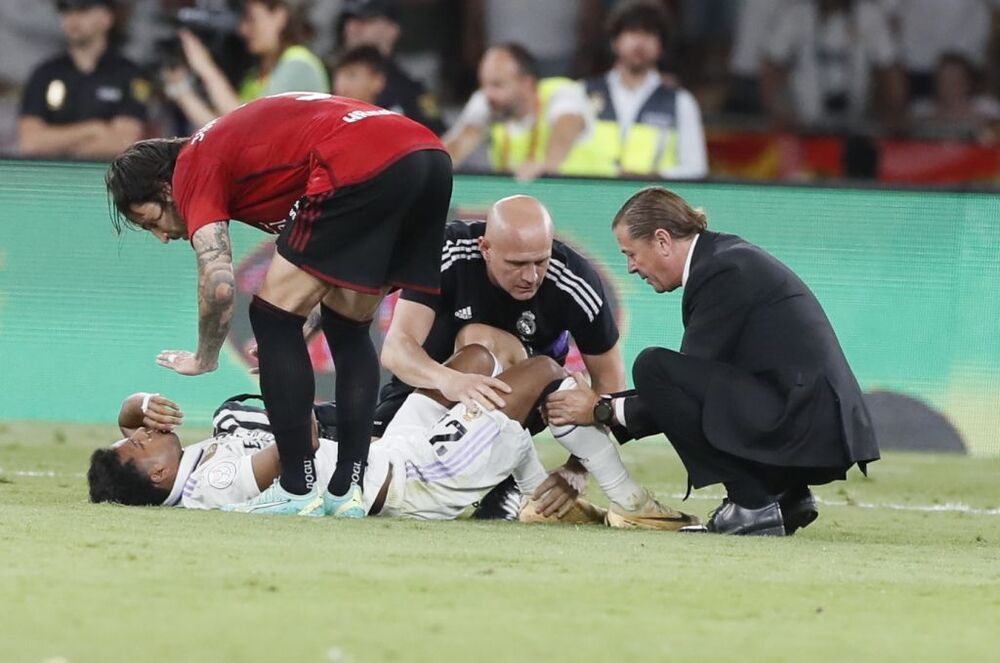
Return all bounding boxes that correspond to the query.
[512,429,547,496]
[548,378,645,509]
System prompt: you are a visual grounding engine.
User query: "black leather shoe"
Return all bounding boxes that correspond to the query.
[706,499,785,536]
[777,485,818,535]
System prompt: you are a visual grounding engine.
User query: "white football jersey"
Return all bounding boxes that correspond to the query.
[168,428,389,511]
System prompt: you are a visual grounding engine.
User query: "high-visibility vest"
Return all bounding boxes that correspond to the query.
[578,74,680,176]
[488,77,605,176]
[239,45,329,101]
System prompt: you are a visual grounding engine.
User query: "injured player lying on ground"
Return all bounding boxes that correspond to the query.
[87,345,698,528]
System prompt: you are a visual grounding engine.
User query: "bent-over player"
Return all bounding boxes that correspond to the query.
[105,93,451,519]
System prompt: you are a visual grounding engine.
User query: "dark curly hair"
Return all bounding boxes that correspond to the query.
[105,137,188,234]
[88,448,169,506]
[607,0,670,43]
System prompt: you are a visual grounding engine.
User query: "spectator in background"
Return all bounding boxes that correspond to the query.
[444,43,596,182]
[338,0,444,133]
[579,0,708,179]
[18,0,148,159]
[308,0,344,59]
[163,0,328,129]
[725,0,790,114]
[761,0,906,132]
[0,0,64,154]
[909,53,1000,143]
[460,0,606,79]
[331,45,386,104]
[879,0,1000,102]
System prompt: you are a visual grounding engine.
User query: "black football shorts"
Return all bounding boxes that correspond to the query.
[276,148,452,295]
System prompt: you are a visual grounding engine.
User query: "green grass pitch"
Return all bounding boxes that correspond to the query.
[1,421,998,663]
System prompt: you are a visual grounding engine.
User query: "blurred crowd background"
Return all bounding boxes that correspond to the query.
[5,0,1000,185]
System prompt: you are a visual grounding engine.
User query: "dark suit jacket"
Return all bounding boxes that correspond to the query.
[625,231,879,469]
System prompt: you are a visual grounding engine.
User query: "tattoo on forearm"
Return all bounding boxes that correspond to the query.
[193,223,235,364]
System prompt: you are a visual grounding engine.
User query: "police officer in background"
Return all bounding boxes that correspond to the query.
[579,0,707,179]
[338,0,445,134]
[18,0,148,159]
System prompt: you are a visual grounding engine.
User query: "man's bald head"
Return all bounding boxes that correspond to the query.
[481,195,554,301]
[478,43,538,121]
[486,194,553,245]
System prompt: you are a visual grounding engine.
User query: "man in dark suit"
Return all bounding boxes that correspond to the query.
[545,186,879,536]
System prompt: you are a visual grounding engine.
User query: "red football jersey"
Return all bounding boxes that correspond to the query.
[172,93,446,237]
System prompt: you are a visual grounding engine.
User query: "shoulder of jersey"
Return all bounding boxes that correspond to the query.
[543,240,604,322]
[32,54,71,76]
[444,219,485,240]
[441,220,484,271]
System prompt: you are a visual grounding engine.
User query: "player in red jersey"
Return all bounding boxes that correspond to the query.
[105,93,454,517]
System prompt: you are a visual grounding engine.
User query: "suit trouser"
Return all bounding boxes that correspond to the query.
[631,347,829,507]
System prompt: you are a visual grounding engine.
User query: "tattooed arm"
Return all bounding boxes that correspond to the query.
[156,221,234,376]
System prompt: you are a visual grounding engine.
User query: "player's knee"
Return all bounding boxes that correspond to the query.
[522,355,565,384]
[455,323,527,368]
[444,343,496,376]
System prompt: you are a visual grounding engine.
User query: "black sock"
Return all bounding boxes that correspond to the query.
[321,304,378,496]
[249,296,316,495]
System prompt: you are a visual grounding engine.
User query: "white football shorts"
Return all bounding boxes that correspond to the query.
[378,394,540,520]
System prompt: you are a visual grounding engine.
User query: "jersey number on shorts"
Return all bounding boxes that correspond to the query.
[428,417,468,445]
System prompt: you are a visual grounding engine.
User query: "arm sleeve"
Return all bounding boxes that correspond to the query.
[546,81,594,141]
[397,79,446,135]
[450,90,491,132]
[569,293,620,355]
[661,89,708,179]
[620,395,661,441]
[174,156,232,237]
[19,67,49,118]
[263,58,329,96]
[556,253,619,354]
[117,73,150,121]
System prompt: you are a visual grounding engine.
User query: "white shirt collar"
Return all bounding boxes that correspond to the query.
[607,68,662,98]
[681,233,700,288]
[162,445,205,507]
[606,69,663,139]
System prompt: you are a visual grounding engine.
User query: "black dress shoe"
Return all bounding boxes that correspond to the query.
[777,485,818,535]
[706,499,785,536]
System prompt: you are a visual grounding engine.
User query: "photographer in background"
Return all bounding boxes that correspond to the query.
[18,0,148,159]
[163,0,328,129]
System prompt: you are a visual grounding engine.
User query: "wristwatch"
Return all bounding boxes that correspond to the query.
[592,397,615,427]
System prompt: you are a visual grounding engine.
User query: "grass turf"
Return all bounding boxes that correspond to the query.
[1,421,998,663]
